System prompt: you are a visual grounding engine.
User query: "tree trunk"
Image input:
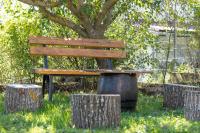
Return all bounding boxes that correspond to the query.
[5,84,43,113]
[71,94,121,128]
[96,59,113,69]
[184,90,200,121]
[163,84,200,109]
[88,32,113,69]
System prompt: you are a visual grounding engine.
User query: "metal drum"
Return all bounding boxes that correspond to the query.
[97,73,138,111]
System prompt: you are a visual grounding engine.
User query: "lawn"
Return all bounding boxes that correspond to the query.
[0,92,200,133]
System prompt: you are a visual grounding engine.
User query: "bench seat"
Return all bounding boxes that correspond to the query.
[33,68,152,76]
[33,69,100,76]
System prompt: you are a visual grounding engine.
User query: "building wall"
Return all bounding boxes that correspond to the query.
[151,32,199,68]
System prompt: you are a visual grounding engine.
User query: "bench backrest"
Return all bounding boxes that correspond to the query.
[29,36,126,59]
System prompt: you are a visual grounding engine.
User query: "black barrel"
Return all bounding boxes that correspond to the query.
[97,73,138,111]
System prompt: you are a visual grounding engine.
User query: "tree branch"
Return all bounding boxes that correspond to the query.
[102,10,120,31]
[102,1,132,31]
[66,0,79,16]
[18,0,62,8]
[95,0,118,27]
[77,0,84,10]
[39,7,88,37]
[66,0,93,34]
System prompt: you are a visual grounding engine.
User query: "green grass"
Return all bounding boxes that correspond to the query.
[0,92,200,133]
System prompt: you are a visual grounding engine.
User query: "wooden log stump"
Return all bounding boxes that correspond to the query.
[163,84,200,109]
[71,94,120,129]
[184,90,200,121]
[5,84,42,113]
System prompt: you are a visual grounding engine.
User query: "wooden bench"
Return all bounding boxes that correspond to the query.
[29,36,126,101]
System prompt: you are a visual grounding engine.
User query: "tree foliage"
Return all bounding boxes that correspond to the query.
[0,1,41,83]
[16,0,163,38]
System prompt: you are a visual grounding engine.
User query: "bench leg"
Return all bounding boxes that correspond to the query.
[42,75,49,98]
[42,75,46,98]
[48,75,54,101]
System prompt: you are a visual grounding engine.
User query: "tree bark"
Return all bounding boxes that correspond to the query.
[184,90,200,121]
[5,84,42,113]
[71,94,121,128]
[163,84,200,109]
[18,0,62,7]
[87,33,114,69]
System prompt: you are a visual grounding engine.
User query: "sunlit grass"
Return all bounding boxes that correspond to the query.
[0,92,199,133]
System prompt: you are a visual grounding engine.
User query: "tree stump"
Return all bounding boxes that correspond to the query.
[71,94,121,128]
[163,84,200,109]
[5,84,43,113]
[184,90,200,121]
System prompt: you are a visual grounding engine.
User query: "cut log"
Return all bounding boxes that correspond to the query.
[184,90,200,121]
[71,94,120,128]
[5,84,42,113]
[163,84,200,109]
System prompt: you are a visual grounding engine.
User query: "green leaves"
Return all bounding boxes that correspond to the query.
[80,3,94,16]
[105,2,159,69]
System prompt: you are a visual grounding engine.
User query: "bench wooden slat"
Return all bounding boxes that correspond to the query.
[30,47,126,59]
[33,69,100,76]
[29,36,125,48]
[33,69,152,76]
[85,69,153,74]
